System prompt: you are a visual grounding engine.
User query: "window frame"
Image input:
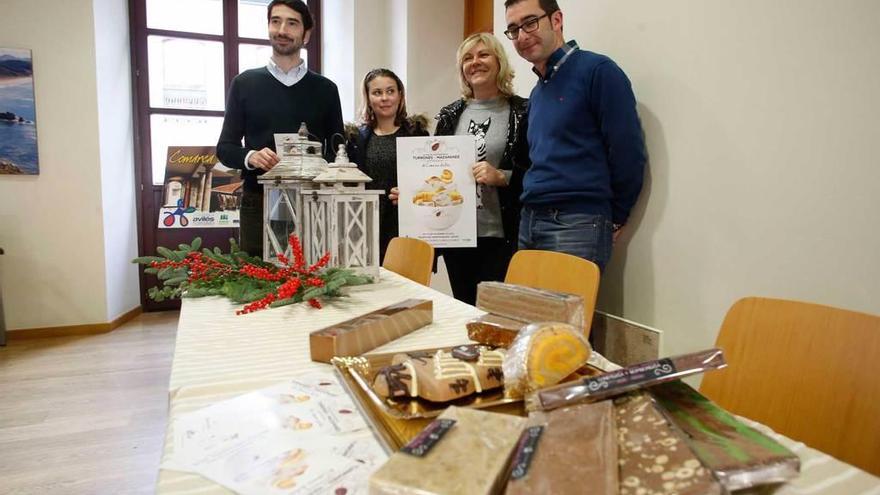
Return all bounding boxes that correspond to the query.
[128,0,322,309]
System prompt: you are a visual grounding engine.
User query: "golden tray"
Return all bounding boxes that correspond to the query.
[331,346,603,452]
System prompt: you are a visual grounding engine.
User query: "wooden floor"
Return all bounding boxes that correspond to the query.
[0,311,179,494]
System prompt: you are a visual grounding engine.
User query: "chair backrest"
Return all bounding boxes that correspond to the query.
[700,297,880,476]
[382,237,434,286]
[503,249,600,337]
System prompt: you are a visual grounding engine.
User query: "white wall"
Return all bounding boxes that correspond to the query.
[496,0,880,356]
[323,0,463,126]
[93,0,140,322]
[0,0,109,329]
[404,0,463,122]
[322,0,356,120]
[0,0,139,330]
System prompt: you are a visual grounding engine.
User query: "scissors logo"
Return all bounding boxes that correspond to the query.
[162,199,197,227]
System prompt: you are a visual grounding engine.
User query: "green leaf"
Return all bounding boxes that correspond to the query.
[132,255,165,264]
[269,298,298,308]
[144,267,159,275]
[164,276,187,286]
[157,246,184,262]
[178,244,193,252]
[191,237,202,251]
[301,287,325,300]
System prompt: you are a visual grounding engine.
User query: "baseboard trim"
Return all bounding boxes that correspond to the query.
[6,306,143,340]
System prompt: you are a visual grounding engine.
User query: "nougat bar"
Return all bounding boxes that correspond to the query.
[526,348,726,411]
[615,392,723,495]
[466,313,525,348]
[506,400,617,495]
[475,282,584,331]
[309,299,432,363]
[651,380,800,490]
[369,406,525,495]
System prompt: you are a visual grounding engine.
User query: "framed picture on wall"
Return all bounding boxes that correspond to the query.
[0,47,38,175]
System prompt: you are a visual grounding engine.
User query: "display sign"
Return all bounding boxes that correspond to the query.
[157,146,241,228]
[396,136,477,248]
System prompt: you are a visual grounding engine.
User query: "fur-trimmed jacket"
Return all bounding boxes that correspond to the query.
[344,115,430,260]
[434,95,530,248]
[344,114,430,171]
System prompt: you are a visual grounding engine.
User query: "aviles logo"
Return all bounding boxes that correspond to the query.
[162,199,196,227]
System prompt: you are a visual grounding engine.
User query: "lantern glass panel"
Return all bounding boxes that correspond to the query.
[336,198,376,269]
[264,187,299,259]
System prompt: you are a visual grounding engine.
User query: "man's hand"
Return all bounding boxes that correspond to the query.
[473,161,507,187]
[613,225,625,245]
[389,187,400,205]
[247,147,280,171]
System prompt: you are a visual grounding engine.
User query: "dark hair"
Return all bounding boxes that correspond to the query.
[504,0,560,13]
[360,68,408,128]
[267,0,314,31]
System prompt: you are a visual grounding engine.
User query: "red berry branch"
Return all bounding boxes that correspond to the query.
[133,235,371,315]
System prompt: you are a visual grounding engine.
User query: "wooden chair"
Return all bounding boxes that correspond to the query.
[700,297,880,476]
[382,237,434,286]
[503,249,600,337]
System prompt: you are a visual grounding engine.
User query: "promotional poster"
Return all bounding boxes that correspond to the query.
[396,136,477,248]
[157,146,241,228]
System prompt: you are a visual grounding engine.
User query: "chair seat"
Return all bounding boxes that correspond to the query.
[700,297,880,476]
[504,249,600,336]
[382,237,434,286]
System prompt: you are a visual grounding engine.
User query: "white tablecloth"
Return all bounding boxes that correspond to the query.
[157,269,880,494]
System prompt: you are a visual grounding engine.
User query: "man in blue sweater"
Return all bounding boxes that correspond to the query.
[217,0,343,256]
[504,0,646,271]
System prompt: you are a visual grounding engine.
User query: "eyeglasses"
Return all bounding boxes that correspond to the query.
[503,12,552,40]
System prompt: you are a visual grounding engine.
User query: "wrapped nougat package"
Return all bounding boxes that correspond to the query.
[502,322,592,398]
[506,400,617,495]
[615,392,723,495]
[466,313,526,348]
[369,406,525,495]
[651,380,800,490]
[310,299,432,363]
[475,282,584,331]
[527,348,725,411]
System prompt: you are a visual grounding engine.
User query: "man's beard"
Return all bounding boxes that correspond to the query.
[271,36,302,56]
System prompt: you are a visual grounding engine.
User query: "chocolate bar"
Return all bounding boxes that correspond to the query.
[309,299,432,363]
[506,400,617,494]
[369,406,525,495]
[651,380,800,490]
[526,348,726,411]
[475,282,584,331]
[466,313,525,348]
[615,392,723,495]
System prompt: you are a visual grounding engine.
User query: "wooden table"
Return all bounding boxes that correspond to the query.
[156,269,880,494]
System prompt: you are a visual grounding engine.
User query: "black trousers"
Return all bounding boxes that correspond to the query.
[239,188,264,257]
[442,237,513,306]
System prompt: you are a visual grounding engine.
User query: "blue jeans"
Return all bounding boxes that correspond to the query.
[518,206,613,272]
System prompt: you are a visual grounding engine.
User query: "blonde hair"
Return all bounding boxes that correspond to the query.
[456,32,515,101]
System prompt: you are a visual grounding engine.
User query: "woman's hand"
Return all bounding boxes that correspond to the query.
[472,161,507,187]
[389,187,400,205]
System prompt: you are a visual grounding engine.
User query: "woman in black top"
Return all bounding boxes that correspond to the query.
[347,68,428,263]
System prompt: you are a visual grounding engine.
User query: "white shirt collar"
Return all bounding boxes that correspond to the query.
[266,57,307,87]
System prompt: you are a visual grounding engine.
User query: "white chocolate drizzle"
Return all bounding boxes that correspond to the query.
[402,360,418,397]
[433,350,482,392]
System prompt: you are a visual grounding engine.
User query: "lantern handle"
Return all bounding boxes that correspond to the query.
[330,132,347,153]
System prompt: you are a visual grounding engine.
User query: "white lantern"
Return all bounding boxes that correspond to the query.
[305,144,383,280]
[258,123,328,265]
